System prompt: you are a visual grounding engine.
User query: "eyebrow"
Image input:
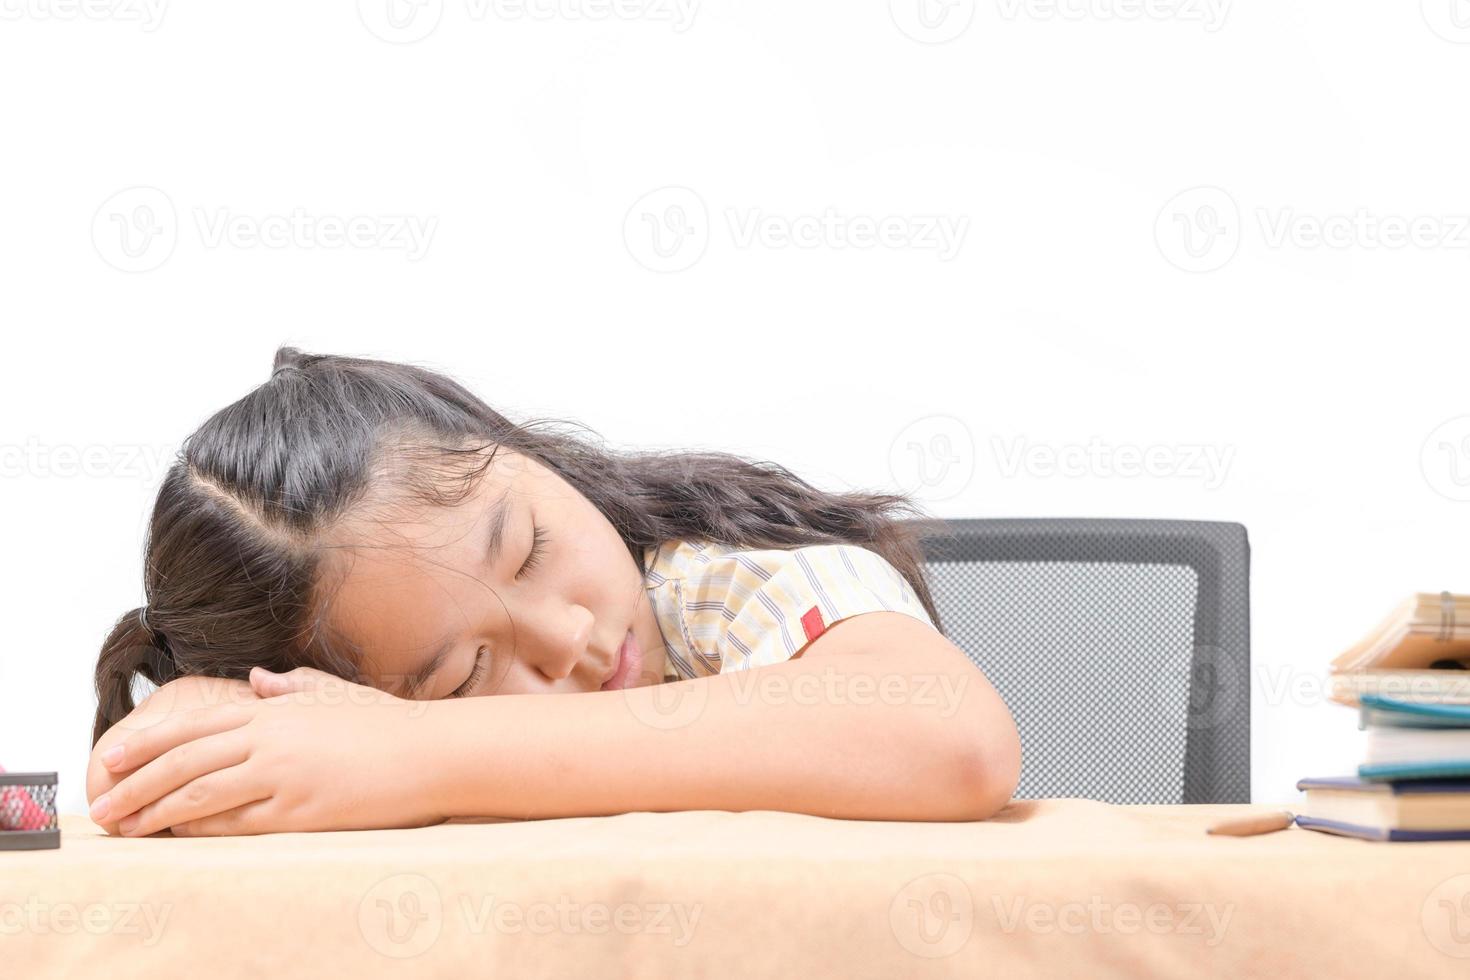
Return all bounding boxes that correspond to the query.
[395,491,515,698]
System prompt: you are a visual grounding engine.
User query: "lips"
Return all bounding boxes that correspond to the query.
[599,629,641,691]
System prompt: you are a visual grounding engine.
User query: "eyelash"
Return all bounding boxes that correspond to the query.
[449,647,490,699]
[448,523,549,698]
[516,522,548,580]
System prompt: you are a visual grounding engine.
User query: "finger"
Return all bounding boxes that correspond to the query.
[170,796,278,838]
[102,729,251,832]
[103,702,253,772]
[249,666,302,699]
[119,763,271,839]
[251,666,339,697]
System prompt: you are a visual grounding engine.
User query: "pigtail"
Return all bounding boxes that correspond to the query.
[91,607,179,747]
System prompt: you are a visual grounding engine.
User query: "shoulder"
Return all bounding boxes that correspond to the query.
[645,539,937,678]
[648,539,922,597]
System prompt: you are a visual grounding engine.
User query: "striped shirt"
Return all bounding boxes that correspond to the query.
[642,539,938,682]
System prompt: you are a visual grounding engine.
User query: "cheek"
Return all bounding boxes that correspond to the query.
[590,540,643,613]
[559,519,635,596]
[544,492,640,611]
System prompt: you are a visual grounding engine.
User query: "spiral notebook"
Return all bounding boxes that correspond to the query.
[1331,592,1470,672]
[1328,593,1470,707]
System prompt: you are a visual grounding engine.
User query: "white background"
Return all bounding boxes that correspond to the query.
[3,0,1470,816]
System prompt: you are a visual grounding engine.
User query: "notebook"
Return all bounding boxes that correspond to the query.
[1295,775,1470,841]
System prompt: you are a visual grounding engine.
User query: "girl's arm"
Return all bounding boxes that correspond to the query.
[418,611,1020,822]
[94,612,1021,834]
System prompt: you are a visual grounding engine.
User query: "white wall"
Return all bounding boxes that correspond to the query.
[3,1,1468,815]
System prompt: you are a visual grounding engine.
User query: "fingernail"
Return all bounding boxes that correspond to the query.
[90,795,110,821]
[102,745,124,768]
[118,815,139,835]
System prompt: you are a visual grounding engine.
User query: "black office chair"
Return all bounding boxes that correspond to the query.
[915,519,1250,804]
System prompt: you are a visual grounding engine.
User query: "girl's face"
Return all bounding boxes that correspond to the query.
[324,449,668,699]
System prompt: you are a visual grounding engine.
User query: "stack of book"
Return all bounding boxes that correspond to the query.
[1296,592,1470,841]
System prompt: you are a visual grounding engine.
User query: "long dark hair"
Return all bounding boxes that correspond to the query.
[93,346,947,746]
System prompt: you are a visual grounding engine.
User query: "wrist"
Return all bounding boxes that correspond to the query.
[404,697,471,823]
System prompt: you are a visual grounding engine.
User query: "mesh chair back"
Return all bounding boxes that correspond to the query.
[916,519,1250,804]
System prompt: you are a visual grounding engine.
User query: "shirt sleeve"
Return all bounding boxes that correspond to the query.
[713,543,937,674]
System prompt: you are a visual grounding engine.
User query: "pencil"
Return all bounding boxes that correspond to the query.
[1205,810,1296,836]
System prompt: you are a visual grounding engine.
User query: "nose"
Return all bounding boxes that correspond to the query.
[515,599,593,682]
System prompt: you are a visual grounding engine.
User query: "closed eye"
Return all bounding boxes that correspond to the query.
[448,522,548,698]
[449,647,490,698]
[517,522,548,579]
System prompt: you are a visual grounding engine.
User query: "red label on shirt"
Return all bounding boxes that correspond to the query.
[800,605,826,643]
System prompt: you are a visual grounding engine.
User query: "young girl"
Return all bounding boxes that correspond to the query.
[86,347,1021,837]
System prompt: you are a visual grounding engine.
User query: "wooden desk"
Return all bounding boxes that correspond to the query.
[6,799,1469,978]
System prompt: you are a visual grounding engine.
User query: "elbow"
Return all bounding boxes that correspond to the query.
[955,705,1022,821]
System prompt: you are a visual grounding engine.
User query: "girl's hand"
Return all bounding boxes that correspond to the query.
[87,674,263,836]
[90,667,446,837]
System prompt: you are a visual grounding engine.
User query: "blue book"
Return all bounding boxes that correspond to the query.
[1358,760,1470,781]
[1295,775,1470,841]
[1358,694,1470,729]
[1354,696,1470,777]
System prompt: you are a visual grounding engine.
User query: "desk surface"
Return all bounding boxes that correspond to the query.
[6,799,1470,979]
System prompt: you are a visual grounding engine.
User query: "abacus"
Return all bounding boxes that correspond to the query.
[0,771,60,850]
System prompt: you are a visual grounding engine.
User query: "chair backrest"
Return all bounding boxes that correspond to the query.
[915,519,1250,804]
